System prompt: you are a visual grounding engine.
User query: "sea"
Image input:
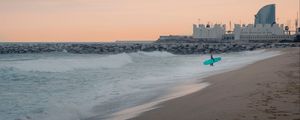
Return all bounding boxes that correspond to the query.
[0,50,280,120]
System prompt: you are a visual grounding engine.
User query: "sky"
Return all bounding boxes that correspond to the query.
[0,0,298,42]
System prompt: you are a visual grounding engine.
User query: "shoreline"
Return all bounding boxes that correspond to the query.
[107,82,210,120]
[129,48,300,120]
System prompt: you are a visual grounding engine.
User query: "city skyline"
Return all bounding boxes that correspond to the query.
[0,0,298,42]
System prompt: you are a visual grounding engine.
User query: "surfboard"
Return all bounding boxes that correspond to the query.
[203,57,222,65]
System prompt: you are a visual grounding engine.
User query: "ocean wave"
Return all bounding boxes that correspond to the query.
[0,51,175,73]
[135,51,175,57]
[0,53,133,72]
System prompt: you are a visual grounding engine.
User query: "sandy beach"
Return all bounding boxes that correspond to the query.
[130,48,300,120]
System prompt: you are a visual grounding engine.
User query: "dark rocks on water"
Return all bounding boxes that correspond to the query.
[0,42,299,55]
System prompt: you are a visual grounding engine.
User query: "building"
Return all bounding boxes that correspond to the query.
[193,24,226,39]
[157,4,295,42]
[233,24,292,41]
[222,34,234,40]
[233,4,293,41]
[255,4,276,25]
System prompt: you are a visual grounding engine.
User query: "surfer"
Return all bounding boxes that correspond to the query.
[203,49,221,66]
[210,50,215,66]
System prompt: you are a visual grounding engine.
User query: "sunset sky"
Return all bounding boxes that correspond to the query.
[0,0,298,42]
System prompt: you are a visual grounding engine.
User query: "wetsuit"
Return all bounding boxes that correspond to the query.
[210,54,214,66]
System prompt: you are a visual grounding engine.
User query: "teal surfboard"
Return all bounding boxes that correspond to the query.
[203,57,222,65]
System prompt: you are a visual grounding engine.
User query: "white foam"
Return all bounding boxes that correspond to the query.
[136,51,176,57]
[1,53,133,72]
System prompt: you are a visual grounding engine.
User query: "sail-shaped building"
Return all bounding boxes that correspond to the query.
[254,4,276,25]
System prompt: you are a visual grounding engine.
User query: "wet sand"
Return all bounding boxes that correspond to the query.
[130,48,300,120]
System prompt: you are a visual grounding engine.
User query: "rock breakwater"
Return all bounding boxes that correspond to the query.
[0,42,299,54]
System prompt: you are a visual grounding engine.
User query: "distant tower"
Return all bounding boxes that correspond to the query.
[298,0,300,33]
[229,21,232,31]
[255,4,276,25]
[296,13,298,32]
